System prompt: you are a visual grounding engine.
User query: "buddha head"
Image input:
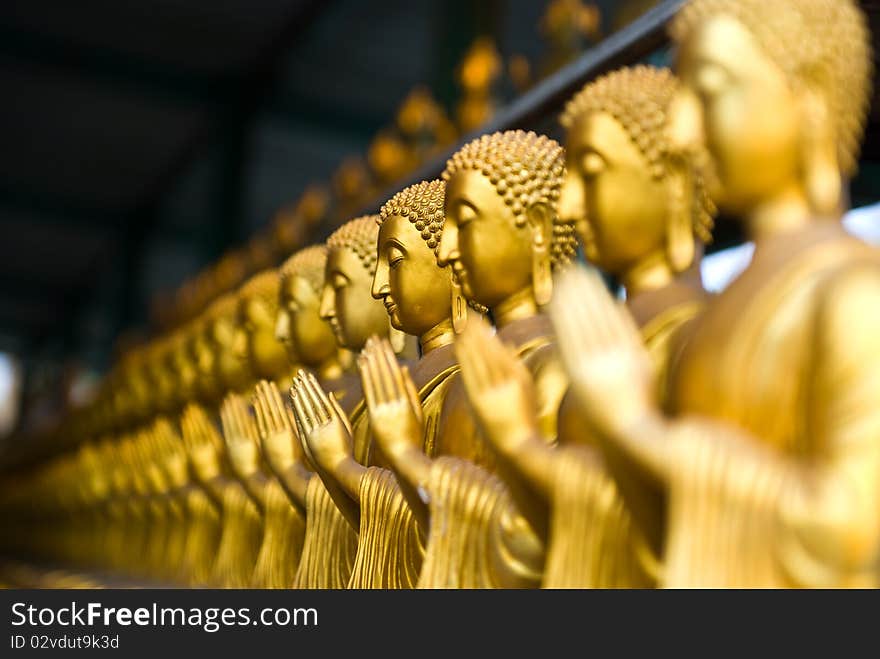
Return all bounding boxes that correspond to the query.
[189,312,221,403]
[146,337,178,414]
[234,270,290,382]
[375,179,461,338]
[669,0,871,219]
[320,215,390,351]
[122,347,153,424]
[438,130,574,311]
[277,245,339,370]
[167,325,199,406]
[559,65,716,282]
[204,293,252,393]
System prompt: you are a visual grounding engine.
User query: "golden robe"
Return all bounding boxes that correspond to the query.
[251,478,306,588]
[546,281,706,589]
[210,480,263,588]
[292,475,357,589]
[418,316,558,588]
[662,223,880,587]
[347,346,457,589]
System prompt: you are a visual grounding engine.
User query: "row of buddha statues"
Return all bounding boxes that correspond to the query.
[2,0,878,589]
[154,0,610,331]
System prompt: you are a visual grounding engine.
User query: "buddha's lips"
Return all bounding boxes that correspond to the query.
[383,299,397,316]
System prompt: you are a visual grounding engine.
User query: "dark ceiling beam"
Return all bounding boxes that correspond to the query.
[263,92,389,141]
[0,26,235,109]
[0,183,124,229]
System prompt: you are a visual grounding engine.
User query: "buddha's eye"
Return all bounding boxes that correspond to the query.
[387,245,405,269]
[331,272,348,291]
[695,62,728,99]
[580,150,605,177]
[456,202,477,227]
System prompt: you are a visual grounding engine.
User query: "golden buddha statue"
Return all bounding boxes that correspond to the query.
[250,246,341,523]
[204,293,253,395]
[180,402,262,587]
[291,179,467,588]
[539,0,601,78]
[220,393,304,588]
[147,417,220,586]
[396,87,457,163]
[235,270,297,388]
[453,66,719,588]
[350,131,573,588]
[550,0,880,588]
[276,215,399,588]
[277,246,347,401]
[333,157,374,221]
[456,37,503,133]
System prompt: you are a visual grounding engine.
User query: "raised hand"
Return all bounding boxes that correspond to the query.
[289,370,354,475]
[152,418,189,489]
[220,393,261,478]
[358,336,424,462]
[549,266,654,438]
[454,316,539,456]
[180,404,222,483]
[253,380,298,474]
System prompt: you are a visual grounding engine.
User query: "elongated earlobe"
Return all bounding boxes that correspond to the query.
[666,163,695,274]
[528,202,554,305]
[451,273,468,334]
[800,86,841,216]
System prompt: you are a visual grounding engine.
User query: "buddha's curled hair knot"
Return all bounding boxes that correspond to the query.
[379,179,446,253]
[442,130,576,267]
[326,215,381,274]
[279,245,327,295]
[561,65,716,243]
[238,269,281,317]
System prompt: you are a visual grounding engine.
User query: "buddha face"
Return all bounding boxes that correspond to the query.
[561,111,668,274]
[235,295,288,381]
[672,15,800,216]
[319,247,389,351]
[276,275,337,368]
[208,313,251,392]
[192,327,220,402]
[372,214,452,336]
[438,169,533,309]
[170,336,198,403]
[127,361,153,421]
[148,351,177,413]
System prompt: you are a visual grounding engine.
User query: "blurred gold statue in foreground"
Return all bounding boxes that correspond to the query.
[552,0,879,587]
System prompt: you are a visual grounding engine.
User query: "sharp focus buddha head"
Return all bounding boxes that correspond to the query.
[669,0,871,218]
[375,179,453,337]
[320,215,390,351]
[559,65,716,276]
[277,245,338,368]
[438,130,574,309]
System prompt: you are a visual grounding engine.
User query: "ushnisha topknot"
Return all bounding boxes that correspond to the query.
[442,130,576,266]
[671,0,872,177]
[379,179,446,253]
[238,269,281,316]
[280,245,328,294]
[326,215,381,273]
[561,65,715,243]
